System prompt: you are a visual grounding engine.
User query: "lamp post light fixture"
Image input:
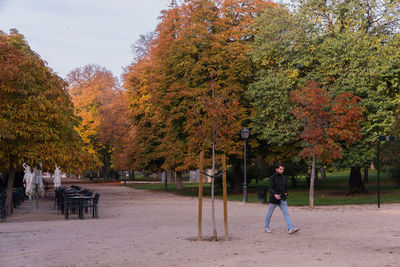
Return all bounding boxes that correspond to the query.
[241,127,250,203]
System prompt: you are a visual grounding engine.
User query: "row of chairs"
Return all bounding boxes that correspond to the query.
[0,187,26,222]
[63,193,100,219]
[13,187,26,208]
[54,187,100,219]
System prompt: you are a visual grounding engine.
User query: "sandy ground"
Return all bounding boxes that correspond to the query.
[1,181,400,267]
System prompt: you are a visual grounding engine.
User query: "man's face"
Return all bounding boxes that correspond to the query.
[276,166,284,175]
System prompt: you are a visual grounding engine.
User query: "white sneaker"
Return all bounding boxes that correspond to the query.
[288,228,299,234]
[265,228,272,233]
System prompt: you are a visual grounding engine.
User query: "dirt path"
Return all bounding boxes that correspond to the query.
[1,183,400,267]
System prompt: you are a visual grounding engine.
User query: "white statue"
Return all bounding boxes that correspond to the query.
[23,163,33,198]
[22,163,31,187]
[53,166,62,188]
[27,167,44,199]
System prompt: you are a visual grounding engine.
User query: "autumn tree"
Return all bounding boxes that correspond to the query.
[100,89,136,174]
[124,0,271,241]
[123,44,166,172]
[291,81,364,208]
[124,0,270,176]
[184,0,272,191]
[0,29,82,214]
[67,64,122,180]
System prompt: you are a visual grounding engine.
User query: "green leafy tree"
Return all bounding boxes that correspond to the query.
[249,0,400,191]
[248,3,306,174]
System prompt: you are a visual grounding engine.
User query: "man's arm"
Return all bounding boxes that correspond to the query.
[284,175,288,197]
[269,175,281,199]
[268,175,276,196]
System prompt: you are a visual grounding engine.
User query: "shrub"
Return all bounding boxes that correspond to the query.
[390,163,400,187]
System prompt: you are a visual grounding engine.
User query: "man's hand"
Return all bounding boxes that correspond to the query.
[274,194,281,200]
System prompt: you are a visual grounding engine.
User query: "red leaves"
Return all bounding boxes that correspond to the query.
[291,80,364,164]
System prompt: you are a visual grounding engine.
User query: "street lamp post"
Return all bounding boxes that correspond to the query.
[241,127,250,203]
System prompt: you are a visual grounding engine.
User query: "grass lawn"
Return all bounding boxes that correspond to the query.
[129,171,400,206]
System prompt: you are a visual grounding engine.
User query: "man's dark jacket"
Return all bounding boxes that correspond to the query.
[268,173,288,204]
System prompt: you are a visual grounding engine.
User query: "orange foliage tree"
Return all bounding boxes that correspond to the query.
[124,0,271,180]
[291,81,364,208]
[124,0,273,241]
[100,89,136,174]
[68,64,127,180]
[123,48,165,172]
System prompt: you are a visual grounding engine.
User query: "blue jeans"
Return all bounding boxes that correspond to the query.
[264,200,294,230]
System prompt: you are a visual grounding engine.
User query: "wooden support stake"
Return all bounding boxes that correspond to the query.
[222,154,228,241]
[198,151,204,241]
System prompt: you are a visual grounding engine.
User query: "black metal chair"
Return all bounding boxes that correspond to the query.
[0,191,7,222]
[84,191,93,197]
[54,188,65,213]
[71,185,82,191]
[12,189,18,208]
[80,188,90,194]
[63,196,81,220]
[83,193,100,219]
[19,187,25,204]
[12,187,25,208]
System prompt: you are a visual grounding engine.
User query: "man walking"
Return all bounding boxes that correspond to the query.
[265,163,299,234]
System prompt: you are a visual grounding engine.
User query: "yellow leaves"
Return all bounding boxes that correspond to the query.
[0,30,83,171]
[289,69,299,79]
[68,64,129,171]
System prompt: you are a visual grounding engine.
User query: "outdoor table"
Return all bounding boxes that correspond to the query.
[66,196,95,219]
[64,189,78,194]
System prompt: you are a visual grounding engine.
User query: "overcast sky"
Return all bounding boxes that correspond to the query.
[0,0,172,80]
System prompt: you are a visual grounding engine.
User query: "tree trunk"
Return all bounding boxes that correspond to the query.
[309,157,316,209]
[385,164,390,179]
[176,171,183,190]
[129,170,135,181]
[349,166,366,193]
[211,139,217,241]
[103,165,109,182]
[363,166,369,184]
[231,158,242,193]
[320,166,327,179]
[157,171,163,181]
[111,170,116,182]
[5,156,16,215]
[167,171,174,183]
[103,152,111,182]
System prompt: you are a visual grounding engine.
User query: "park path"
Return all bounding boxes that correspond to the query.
[1,183,400,267]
